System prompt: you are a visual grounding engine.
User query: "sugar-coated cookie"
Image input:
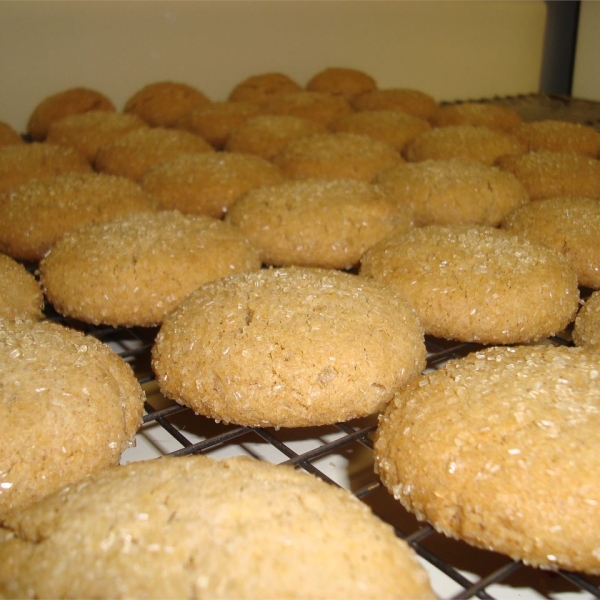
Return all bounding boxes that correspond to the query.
[351,88,439,120]
[152,267,426,428]
[573,290,600,350]
[228,72,302,105]
[306,67,377,99]
[0,319,145,516]
[0,253,44,321]
[428,102,522,131]
[226,179,412,269]
[40,211,262,327]
[0,121,24,147]
[0,455,435,599]
[374,344,600,574]
[360,225,579,343]
[262,91,354,127]
[374,159,529,226]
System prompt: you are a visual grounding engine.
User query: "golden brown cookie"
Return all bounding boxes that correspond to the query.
[428,102,523,131]
[0,319,145,516]
[0,172,158,262]
[152,267,426,428]
[123,80,211,128]
[403,124,526,165]
[26,87,115,141]
[495,150,600,201]
[306,66,377,99]
[351,88,439,120]
[0,121,24,147]
[0,455,435,599]
[228,72,302,105]
[0,254,44,321]
[374,343,600,574]
[374,159,529,226]
[262,91,354,127]
[40,211,262,327]
[224,114,326,161]
[140,152,285,218]
[0,142,92,194]
[501,196,600,289]
[273,132,402,181]
[359,225,579,344]
[94,126,214,181]
[226,179,412,269]
[573,290,600,350]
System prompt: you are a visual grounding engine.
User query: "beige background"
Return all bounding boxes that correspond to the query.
[572,0,600,103]
[1,1,548,133]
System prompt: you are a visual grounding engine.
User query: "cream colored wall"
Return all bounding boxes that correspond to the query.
[572,0,600,102]
[0,0,547,133]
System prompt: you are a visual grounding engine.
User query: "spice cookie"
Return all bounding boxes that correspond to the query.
[0,319,145,516]
[226,179,412,270]
[331,110,431,152]
[0,121,24,147]
[262,91,354,127]
[374,159,529,227]
[428,102,522,131]
[359,225,579,344]
[228,72,302,105]
[495,150,600,201]
[0,172,158,262]
[403,125,526,165]
[501,196,600,289]
[224,114,326,161]
[26,86,115,141]
[0,455,435,599]
[351,88,439,120]
[140,152,284,218]
[306,66,377,99]
[152,267,426,428]
[374,344,600,574]
[573,290,600,350]
[273,132,402,181]
[0,142,92,194]
[94,126,214,181]
[0,253,44,321]
[40,211,261,327]
[123,80,212,128]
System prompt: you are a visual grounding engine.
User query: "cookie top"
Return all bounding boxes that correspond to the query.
[374,159,529,226]
[152,267,426,428]
[94,126,214,181]
[0,253,44,321]
[262,91,354,127]
[495,150,600,201]
[403,124,526,165]
[140,152,284,218]
[0,121,24,147]
[0,455,435,599]
[359,225,579,344]
[226,179,412,270]
[0,319,145,516]
[26,86,116,141]
[573,290,600,350]
[374,343,600,574]
[0,172,158,262]
[40,210,262,327]
[228,72,302,105]
[428,102,523,131]
[123,80,212,128]
[305,67,377,99]
[331,109,431,152]
[273,132,402,181]
[351,88,439,120]
[501,196,600,289]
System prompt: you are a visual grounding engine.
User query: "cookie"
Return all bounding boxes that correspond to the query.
[351,88,439,120]
[226,179,412,269]
[273,132,402,181]
[510,119,600,158]
[228,72,302,105]
[403,124,526,165]
[39,210,262,327]
[374,159,529,227]
[306,67,377,99]
[152,267,426,428]
[374,343,600,574]
[0,172,158,262]
[46,110,149,162]
[428,102,522,131]
[26,86,115,141]
[94,126,214,181]
[0,455,435,599]
[123,80,212,128]
[0,253,44,321]
[0,319,145,516]
[495,150,600,201]
[140,152,285,218]
[262,91,354,127]
[573,290,600,350]
[501,196,600,289]
[359,225,579,344]
[0,142,92,194]
[331,110,431,152]
[0,121,24,147]
[224,114,326,161]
